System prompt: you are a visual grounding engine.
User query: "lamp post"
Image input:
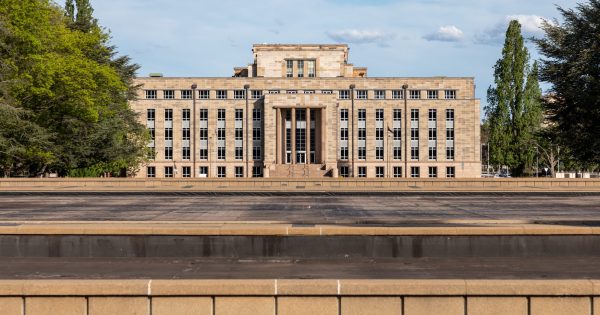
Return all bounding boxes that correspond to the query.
[191,83,197,178]
[350,84,355,177]
[402,84,408,178]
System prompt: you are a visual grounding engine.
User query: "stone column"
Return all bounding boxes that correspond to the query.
[306,108,311,165]
[321,108,327,164]
[291,107,296,164]
[276,108,281,165]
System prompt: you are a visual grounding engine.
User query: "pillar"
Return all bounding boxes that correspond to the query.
[276,108,281,164]
[306,108,311,165]
[291,108,296,164]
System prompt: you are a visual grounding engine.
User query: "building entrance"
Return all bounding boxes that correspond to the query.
[278,108,321,165]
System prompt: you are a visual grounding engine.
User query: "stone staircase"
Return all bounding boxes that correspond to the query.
[271,164,330,178]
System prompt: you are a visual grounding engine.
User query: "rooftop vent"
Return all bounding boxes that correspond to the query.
[149,73,163,77]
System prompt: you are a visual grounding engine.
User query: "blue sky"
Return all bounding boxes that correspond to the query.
[92,0,579,115]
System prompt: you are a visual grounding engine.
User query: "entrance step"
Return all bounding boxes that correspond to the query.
[271,164,330,178]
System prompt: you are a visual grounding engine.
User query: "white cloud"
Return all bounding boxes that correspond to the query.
[506,15,547,34]
[475,14,551,45]
[326,29,394,45]
[423,25,465,42]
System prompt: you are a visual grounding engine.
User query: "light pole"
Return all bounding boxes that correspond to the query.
[350,84,355,177]
[402,84,408,178]
[191,83,197,178]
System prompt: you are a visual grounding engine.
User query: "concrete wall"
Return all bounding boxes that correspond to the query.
[0,280,598,315]
[1,178,600,192]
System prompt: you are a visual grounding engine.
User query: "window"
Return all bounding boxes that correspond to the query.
[446,166,455,178]
[304,90,315,94]
[428,109,437,160]
[393,166,402,178]
[307,60,316,77]
[393,109,401,160]
[164,147,173,160]
[235,109,243,160]
[297,60,304,78]
[164,166,173,178]
[392,90,404,99]
[253,146,262,160]
[358,167,367,178]
[182,166,191,178]
[252,166,263,177]
[269,90,280,94]
[356,90,368,99]
[253,128,261,141]
[409,90,421,99]
[446,109,455,160]
[376,166,384,178]
[145,90,157,99]
[199,90,210,99]
[427,90,438,99]
[286,90,297,94]
[183,147,190,160]
[217,109,226,160]
[358,148,366,160]
[199,166,208,177]
[165,128,173,141]
[216,90,227,99]
[340,147,348,160]
[253,108,262,121]
[358,109,366,160]
[445,90,457,99]
[181,90,192,99]
[235,166,244,178]
[164,90,175,99]
[376,148,384,160]
[217,166,226,178]
[411,109,419,160]
[165,109,173,121]
[374,90,385,99]
[147,109,155,121]
[446,147,455,160]
[358,109,366,121]
[234,90,245,99]
[286,60,293,77]
[411,166,420,178]
[339,166,349,178]
[375,109,384,161]
[322,90,333,94]
[339,90,350,99]
[428,166,438,178]
[147,166,155,178]
[183,109,190,121]
[340,109,348,161]
[199,109,208,160]
[251,90,263,99]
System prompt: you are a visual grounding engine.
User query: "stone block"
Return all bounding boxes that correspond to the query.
[278,297,339,315]
[404,297,464,315]
[341,297,401,315]
[152,297,212,315]
[467,297,527,315]
[0,297,22,315]
[88,297,149,315]
[530,297,590,315]
[214,297,274,315]
[25,297,85,315]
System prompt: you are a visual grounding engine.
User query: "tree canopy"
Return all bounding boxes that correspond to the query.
[0,0,147,177]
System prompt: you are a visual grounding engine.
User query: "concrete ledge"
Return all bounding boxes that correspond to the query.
[0,279,598,296]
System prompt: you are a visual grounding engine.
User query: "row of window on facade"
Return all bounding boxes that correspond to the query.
[147,108,263,161]
[339,108,455,161]
[146,166,263,178]
[339,166,456,178]
[285,59,316,78]
[144,89,458,100]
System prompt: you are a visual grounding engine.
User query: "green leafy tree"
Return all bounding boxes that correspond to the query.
[486,20,543,176]
[535,0,600,165]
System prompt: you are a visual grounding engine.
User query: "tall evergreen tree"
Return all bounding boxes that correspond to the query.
[486,20,543,176]
[535,0,600,165]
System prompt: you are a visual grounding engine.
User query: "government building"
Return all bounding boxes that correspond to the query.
[131,44,481,178]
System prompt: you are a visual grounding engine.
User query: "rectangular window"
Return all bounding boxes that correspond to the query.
[358,148,366,160]
[339,166,349,178]
[297,60,304,78]
[376,166,384,178]
[234,90,245,99]
[286,60,293,77]
[321,90,333,94]
[411,166,420,178]
[427,90,438,99]
[410,90,421,99]
[182,109,190,121]
[446,166,455,178]
[252,109,261,121]
[303,90,315,94]
[358,167,367,178]
[165,109,173,121]
[199,90,210,99]
[216,90,228,99]
[164,147,173,160]
[445,90,457,99]
[393,166,402,178]
[374,90,385,99]
[145,90,157,99]
[286,90,297,94]
[428,166,438,178]
[339,90,350,100]
[340,147,348,160]
[181,90,192,99]
[164,166,173,178]
[376,148,384,160]
[392,90,404,99]
[199,166,208,177]
[182,166,191,178]
[307,60,316,77]
[182,147,190,160]
[251,90,263,99]
[147,109,155,121]
[253,146,262,160]
[356,90,368,99]
[164,90,174,99]
[393,109,401,160]
[164,128,173,141]
[146,166,155,178]
[446,109,455,160]
[217,166,226,178]
[252,166,263,177]
[269,90,280,94]
[235,166,244,178]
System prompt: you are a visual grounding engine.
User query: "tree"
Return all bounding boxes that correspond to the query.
[485,20,543,176]
[535,0,600,165]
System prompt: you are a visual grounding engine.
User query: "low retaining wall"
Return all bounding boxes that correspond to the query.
[0,279,598,315]
[2,178,600,192]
